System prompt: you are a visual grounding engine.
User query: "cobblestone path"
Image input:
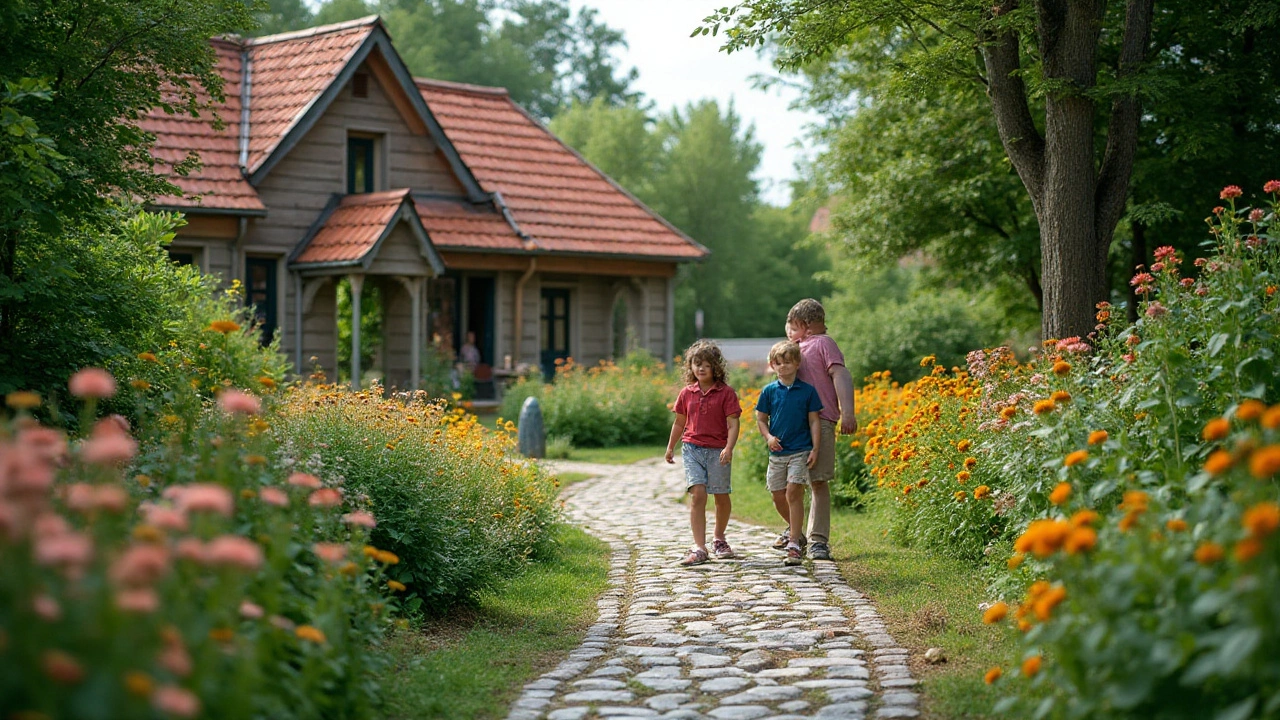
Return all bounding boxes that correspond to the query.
[505,460,920,720]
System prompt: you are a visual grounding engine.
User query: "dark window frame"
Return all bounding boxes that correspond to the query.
[347,136,375,194]
[245,256,278,346]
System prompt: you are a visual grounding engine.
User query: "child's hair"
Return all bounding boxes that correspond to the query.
[787,298,826,328]
[681,340,728,386]
[768,340,801,366]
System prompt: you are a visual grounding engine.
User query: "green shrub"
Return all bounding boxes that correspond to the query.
[502,352,675,447]
[546,434,574,459]
[276,384,560,610]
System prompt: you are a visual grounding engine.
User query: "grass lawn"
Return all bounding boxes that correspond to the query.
[568,444,666,464]
[727,465,1017,720]
[382,525,610,719]
[554,471,597,486]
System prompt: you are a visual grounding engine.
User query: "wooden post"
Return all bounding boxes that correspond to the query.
[348,273,364,390]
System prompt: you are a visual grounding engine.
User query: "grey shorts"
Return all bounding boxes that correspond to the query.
[682,442,732,494]
[810,420,837,483]
[766,451,810,491]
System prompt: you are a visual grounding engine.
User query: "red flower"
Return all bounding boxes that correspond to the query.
[1220,185,1243,199]
[1264,180,1280,194]
[1153,245,1177,261]
[1129,272,1154,286]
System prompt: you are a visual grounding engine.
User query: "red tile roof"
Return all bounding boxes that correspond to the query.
[293,189,409,264]
[414,196,525,252]
[417,78,706,260]
[142,39,265,213]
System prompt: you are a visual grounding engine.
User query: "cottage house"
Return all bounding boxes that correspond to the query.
[142,16,706,389]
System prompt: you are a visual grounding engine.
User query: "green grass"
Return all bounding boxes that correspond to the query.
[568,444,666,464]
[727,465,1017,720]
[554,471,596,487]
[382,525,610,719]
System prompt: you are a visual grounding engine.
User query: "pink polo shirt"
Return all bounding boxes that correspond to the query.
[797,334,845,424]
[673,382,742,449]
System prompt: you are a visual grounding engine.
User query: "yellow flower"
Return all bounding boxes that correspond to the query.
[134,474,152,488]
[374,550,400,565]
[1088,430,1108,445]
[130,379,151,391]
[258,376,277,389]
[387,580,406,592]
[295,625,326,644]
[957,439,971,452]
[244,454,267,466]
[974,485,991,500]
[137,352,159,363]
[982,602,1008,624]
[919,355,936,367]
[5,391,41,409]
[1202,417,1230,442]
[956,471,971,483]
[1051,390,1072,403]
[1033,399,1056,415]
[1064,450,1089,467]
[964,457,977,469]
[1000,406,1018,419]
[1049,482,1072,505]
[1052,361,1071,376]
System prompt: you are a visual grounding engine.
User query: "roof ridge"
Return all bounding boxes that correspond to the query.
[246,15,380,46]
[414,76,509,97]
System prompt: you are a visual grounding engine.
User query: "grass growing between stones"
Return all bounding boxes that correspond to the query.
[569,444,667,464]
[727,465,1017,720]
[382,525,610,719]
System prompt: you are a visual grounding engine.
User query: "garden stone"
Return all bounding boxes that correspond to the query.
[707,706,772,720]
[547,709,590,720]
[647,694,693,711]
[516,397,545,458]
[699,676,752,693]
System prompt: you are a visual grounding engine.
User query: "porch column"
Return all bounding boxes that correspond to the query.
[348,273,364,390]
[396,276,423,390]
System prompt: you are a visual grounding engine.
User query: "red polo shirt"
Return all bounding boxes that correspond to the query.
[673,382,742,449]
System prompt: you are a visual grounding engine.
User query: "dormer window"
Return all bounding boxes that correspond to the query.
[352,72,369,98]
[347,136,375,194]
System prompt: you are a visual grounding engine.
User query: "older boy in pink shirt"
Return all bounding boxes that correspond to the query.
[781,299,857,560]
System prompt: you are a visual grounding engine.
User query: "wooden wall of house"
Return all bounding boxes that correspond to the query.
[301,278,338,380]
[380,277,413,390]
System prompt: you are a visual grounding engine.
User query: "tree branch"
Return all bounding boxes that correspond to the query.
[978,1,1046,210]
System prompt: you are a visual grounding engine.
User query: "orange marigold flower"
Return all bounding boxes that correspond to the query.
[295,625,326,644]
[1070,509,1098,527]
[258,376,277,390]
[1250,445,1280,479]
[964,457,977,469]
[1052,361,1071,376]
[984,666,1003,684]
[1263,406,1280,430]
[1237,400,1266,422]
[1032,584,1067,620]
[956,471,971,483]
[137,352,159,363]
[1118,511,1141,532]
[1021,655,1042,677]
[974,485,991,500]
[1235,537,1264,562]
[1014,519,1072,557]
[1202,417,1230,442]
[954,491,967,502]
[1017,619,1032,633]
[1194,542,1225,564]
[1243,502,1280,539]
[982,602,1008,624]
[207,320,240,334]
[1088,430,1108,445]
[1064,450,1089,467]
[1121,490,1149,512]
[957,439,972,452]
[1064,527,1096,555]
[6,391,41,409]
[1204,450,1234,475]
[1166,518,1188,532]
[1007,553,1024,569]
[124,670,154,697]
[1049,482,1072,505]
[387,580,406,592]
[1033,399,1056,415]
[1051,390,1072,403]
[1000,406,1018,419]
[374,550,400,565]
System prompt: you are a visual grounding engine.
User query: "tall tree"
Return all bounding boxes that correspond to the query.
[704,0,1277,340]
[0,0,253,347]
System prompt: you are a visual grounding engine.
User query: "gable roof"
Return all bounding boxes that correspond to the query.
[290,189,445,274]
[417,79,708,261]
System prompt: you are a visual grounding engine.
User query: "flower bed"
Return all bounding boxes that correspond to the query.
[855,182,1280,716]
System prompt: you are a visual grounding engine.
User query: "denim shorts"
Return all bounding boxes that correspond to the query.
[682,442,732,494]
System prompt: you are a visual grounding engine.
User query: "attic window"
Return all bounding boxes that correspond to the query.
[352,73,369,98]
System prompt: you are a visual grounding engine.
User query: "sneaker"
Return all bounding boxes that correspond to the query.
[680,547,709,566]
[784,545,803,566]
[772,527,790,550]
[809,542,832,561]
[712,538,735,560]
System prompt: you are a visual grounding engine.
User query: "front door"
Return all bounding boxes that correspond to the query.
[540,288,570,378]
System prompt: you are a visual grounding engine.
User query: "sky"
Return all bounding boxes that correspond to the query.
[566,0,821,206]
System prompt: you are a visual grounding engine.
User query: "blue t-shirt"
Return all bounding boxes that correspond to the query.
[755,378,823,455]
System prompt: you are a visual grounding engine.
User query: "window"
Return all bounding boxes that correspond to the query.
[352,72,369,98]
[540,288,570,377]
[168,250,195,266]
[245,257,277,346]
[347,137,375,194]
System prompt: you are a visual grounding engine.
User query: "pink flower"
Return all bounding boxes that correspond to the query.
[1150,262,1164,273]
[33,513,71,538]
[158,631,192,677]
[1250,208,1265,222]
[152,685,200,717]
[1126,334,1141,346]
[205,535,264,570]
[1194,257,1208,267]
[141,503,189,532]
[218,390,261,415]
[174,538,208,564]
[308,488,342,507]
[1180,278,1194,287]
[286,472,322,489]
[269,614,296,631]
[69,368,116,399]
[116,587,160,613]
[1123,353,1136,363]
[1246,235,1264,249]
[1195,285,1209,296]
[1221,185,1243,199]
[342,511,376,528]
[1265,179,1280,194]
[1130,272,1154,287]
[239,600,264,619]
[18,426,67,463]
[80,418,137,466]
[1153,246,1177,261]
[312,543,347,564]
[259,487,289,507]
[34,531,93,569]
[1145,301,1168,318]
[33,593,61,621]
[168,484,233,517]
[110,544,171,587]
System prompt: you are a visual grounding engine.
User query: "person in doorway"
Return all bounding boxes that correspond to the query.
[459,331,481,368]
[755,340,822,567]
[780,299,857,561]
[665,340,742,566]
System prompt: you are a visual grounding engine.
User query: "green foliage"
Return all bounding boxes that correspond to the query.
[336,278,383,385]
[1,211,286,418]
[277,385,560,608]
[545,434,574,459]
[500,354,674,448]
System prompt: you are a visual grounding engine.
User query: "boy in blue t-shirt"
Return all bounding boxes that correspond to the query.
[754,340,823,566]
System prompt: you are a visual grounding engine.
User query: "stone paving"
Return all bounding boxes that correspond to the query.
[504,460,920,720]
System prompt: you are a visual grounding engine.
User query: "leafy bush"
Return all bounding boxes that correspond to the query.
[546,434,574,459]
[857,182,1280,716]
[276,384,560,609]
[501,352,675,447]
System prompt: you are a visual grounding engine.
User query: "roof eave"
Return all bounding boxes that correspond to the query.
[434,246,706,264]
[149,203,268,218]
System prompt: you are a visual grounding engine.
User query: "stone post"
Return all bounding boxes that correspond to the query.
[517,396,546,459]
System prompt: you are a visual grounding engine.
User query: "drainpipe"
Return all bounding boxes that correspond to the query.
[228,216,247,285]
[512,258,537,367]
